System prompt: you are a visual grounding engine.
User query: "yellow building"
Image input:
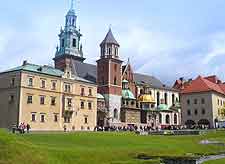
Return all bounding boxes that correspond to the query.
[0,61,97,131]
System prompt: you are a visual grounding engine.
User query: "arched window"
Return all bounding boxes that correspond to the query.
[174,114,177,124]
[114,108,118,119]
[114,77,117,85]
[164,93,168,105]
[157,92,160,106]
[166,114,170,124]
[108,48,111,55]
[159,114,162,124]
[172,94,175,105]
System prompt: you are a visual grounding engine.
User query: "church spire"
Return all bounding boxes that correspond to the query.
[54,0,85,62]
[70,0,75,11]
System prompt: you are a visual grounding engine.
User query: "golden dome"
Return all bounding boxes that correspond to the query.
[138,94,155,103]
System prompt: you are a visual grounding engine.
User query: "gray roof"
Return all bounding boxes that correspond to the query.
[71,61,177,91]
[100,28,119,46]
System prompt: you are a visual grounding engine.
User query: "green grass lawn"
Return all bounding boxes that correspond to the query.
[0,129,225,164]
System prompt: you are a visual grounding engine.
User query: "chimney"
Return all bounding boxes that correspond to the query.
[22,60,27,66]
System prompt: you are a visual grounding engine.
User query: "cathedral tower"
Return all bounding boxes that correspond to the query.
[54,0,85,76]
[97,28,123,125]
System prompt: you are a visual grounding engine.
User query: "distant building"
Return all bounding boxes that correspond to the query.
[179,75,225,128]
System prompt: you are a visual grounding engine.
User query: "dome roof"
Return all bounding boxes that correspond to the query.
[97,93,105,99]
[138,94,155,103]
[157,104,169,111]
[122,79,129,83]
[122,89,135,100]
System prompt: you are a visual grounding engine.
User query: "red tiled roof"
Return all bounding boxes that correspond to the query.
[181,76,225,95]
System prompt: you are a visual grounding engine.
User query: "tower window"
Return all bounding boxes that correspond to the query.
[114,77,117,85]
[73,39,76,47]
[108,48,111,55]
[62,39,65,48]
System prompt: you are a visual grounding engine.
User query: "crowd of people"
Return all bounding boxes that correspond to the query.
[12,122,31,134]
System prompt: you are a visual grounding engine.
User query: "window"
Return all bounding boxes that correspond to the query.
[172,94,175,105]
[164,93,168,105]
[88,102,92,110]
[52,81,56,90]
[11,78,15,86]
[201,98,205,104]
[41,80,46,88]
[174,114,178,124]
[81,101,85,109]
[202,108,206,115]
[221,100,223,106]
[159,114,162,124]
[64,117,71,123]
[84,117,88,124]
[194,109,198,115]
[31,113,36,122]
[62,39,65,47]
[114,108,118,119]
[9,95,14,103]
[51,97,56,106]
[114,64,117,71]
[28,77,33,86]
[157,92,160,106]
[108,47,111,55]
[40,114,45,123]
[166,115,170,124]
[54,114,58,122]
[27,95,33,104]
[81,88,85,96]
[40,96,45,105]
[114,77,117,85]
[194,99,198,104]
[187,110,191,116]
[67,98,72,107]
[64,83,71,92]
[218,99,220,106]
[88,89,92,96]
[187,99,190,105]
[72,38,76,47]
[131,101,135,105]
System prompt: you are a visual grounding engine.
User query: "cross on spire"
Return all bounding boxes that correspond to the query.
[70,0,75,10]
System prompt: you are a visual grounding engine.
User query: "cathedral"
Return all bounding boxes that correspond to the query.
[0,1,181,131]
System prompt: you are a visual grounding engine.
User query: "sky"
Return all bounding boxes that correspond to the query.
[1,0,225,85]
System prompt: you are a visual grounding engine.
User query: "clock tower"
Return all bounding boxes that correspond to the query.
[97,28,123,125]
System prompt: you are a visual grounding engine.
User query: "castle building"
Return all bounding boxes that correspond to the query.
[0,1,181,130]
[0,1,97,131]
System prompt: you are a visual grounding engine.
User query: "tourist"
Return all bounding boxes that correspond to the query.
[26,124,31,133]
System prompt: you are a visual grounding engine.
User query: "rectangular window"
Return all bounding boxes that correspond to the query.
[51,97,56,106]
[28,77,33,86]
[64,83,71,93]
[40,114,45,123]
[73,38,76,47]
[88,102,92,110]
[41,80,46,88]
[27,95,33,104]
[11,78,15,87]
[31,113,36,122]
[40,96,45,105]
[81,88,85,96]
[9,95,14,103]
[52,81,56,90]
[54,114,58,122]
[201,98,205,104]
[67,98,72,107]
[62,39,65,47]
[81,101,85,109]
[84,117,88,124]
[194,99,198,104]
[88,88,92,96]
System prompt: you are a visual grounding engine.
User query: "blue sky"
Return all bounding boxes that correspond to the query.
[1,0,225,85]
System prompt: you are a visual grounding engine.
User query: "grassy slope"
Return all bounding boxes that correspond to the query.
[204,158,225,164]
[0,129,225,164]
